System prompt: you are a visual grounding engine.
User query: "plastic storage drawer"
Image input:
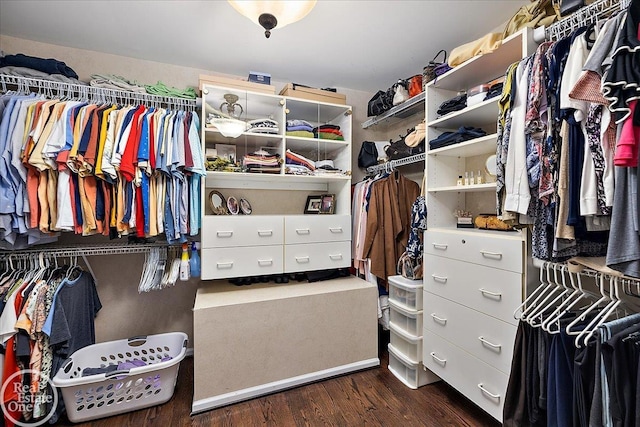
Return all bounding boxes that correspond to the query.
[387,344,429,389]
[389,322,422,363]
[389,299,423,336]
[388,275,423,311]
[52,332,188,423]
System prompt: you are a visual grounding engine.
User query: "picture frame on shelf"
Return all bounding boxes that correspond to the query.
[320,194,335,214]
[304,195,322,214]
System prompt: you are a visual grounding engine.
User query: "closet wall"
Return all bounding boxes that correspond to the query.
[0,34,378,345]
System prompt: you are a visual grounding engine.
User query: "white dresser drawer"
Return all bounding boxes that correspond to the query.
[284,215,351,244]
[201,245,284,279]
[284,241,351,272]
[423,330,508,422]
[202,216,284,248]
[424,293,516,374]
[424,254,522,325]
[424,230,523,273]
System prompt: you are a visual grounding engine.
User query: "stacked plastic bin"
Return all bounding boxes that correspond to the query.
[387,275,436,389]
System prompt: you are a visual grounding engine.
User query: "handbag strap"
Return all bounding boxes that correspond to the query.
[432,49,447,63]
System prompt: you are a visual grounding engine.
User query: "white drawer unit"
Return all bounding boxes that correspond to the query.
[202,216,284,248]
[284,215,351,244]
[388,275,423,311]
[423,330,508,422]
[388,300,423,337]
[284,241,351,272]
[388,344,438,390]
[424,254,523,326]
[201,245,284,279]
[424,230,524,273]
[424,293,516,374]
[389,322,422,363]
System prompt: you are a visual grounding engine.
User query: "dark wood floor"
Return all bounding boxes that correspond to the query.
[57,347,501,427]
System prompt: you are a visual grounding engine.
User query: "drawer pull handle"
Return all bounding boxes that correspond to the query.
[431,274,448,283]
[329,254,343,260]
[216,231,233,237]
[430,352,447,365]
[480,250,503,259]
[295,256,310,263]
[478,383,501,400]
[216,262,233,269]
[329,227,343,233]
[479,288,502,299]
[296,228,311,235]
[430,313,447,325]
[432,243,448,250]
[478,336,502,350]
[257,259,273,266]
[257,230,273,236]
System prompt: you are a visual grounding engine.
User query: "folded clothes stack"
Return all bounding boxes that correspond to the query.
[0,65,86,85]
[437,94,467,116]
[286,119,314,138]
[243,150,281,173]
[313,124,344,141]
[246,118,279,134]
[429,126,487,150]
[0,52,79,79]
[285,149,316,174]
[90,73,147,93]
[145,80,197,99]
[484,82,503,101]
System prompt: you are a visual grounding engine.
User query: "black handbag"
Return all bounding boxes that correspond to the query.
[367,90,393,117]
[358,141,379,168]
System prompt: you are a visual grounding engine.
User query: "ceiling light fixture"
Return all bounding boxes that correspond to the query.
[228,1,317,38]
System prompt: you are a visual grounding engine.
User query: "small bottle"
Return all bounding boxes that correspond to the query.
[189,241,201,278]
[476,170,483,184]
[464,171,469,186]
[457,175,463,186]
[470,171,475,185]
[179,242,190,281]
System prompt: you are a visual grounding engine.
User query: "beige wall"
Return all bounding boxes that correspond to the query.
[0,35,409,345]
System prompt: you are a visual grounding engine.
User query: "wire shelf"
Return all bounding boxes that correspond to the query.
[0,242,179,258]
[0,74,197,111]
[545,0,631,41]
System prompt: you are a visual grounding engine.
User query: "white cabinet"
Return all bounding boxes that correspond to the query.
[422,28,536,422]
[200,85,352,279]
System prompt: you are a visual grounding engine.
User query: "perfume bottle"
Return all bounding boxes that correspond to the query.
[476,170,483,184]
[464,171,469,186]
[470,171,475,185]
[457,175,463,186]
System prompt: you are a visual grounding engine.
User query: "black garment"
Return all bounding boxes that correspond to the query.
[429,126,486,150]
[0,53,79,79]
[504,321,529,427]
[573,341,597,427]
[436,94,467,116]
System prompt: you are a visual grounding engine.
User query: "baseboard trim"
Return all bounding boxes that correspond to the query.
[191,357,380,415]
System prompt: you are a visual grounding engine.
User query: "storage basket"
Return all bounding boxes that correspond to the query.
[52,332,188,423]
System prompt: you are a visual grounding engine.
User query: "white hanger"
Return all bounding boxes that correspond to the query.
[520,263,562,322]
[514,261,552,320]
[529,264,572,328]
[543,268,589,333]
[565,273,611,339]
[577,276,624,348]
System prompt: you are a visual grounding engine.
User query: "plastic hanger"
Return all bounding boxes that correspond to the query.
[514,261,552,320]
[543,268,590,333]
[576,276,623,348]
[520,263,562,322]
[529,264,571,328]
[565,273,611,339]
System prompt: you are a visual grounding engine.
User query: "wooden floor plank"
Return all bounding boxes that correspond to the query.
[55,349,501,427]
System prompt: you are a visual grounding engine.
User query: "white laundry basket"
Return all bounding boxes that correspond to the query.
[52,332,188,423]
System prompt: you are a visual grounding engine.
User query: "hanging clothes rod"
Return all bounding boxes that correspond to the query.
[0,242,180,258]
[544,0,631,41]
[0,73,197,111]
[366,153,425,175]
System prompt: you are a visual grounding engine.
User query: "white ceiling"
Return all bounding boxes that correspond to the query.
[0,0,528,93]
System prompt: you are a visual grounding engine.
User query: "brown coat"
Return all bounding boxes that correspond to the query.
[362,172,420,284]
